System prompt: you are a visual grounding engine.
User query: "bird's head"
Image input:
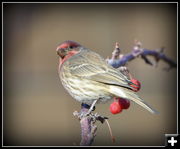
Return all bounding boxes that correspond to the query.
[56,40,81,59]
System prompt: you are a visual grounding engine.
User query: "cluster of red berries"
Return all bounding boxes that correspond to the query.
[110,97,130,114]
[110,79,141,114]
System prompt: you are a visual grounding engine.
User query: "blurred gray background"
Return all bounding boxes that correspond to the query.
[3,3,177,146]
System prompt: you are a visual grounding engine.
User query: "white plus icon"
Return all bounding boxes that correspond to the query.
[168,137,177,146]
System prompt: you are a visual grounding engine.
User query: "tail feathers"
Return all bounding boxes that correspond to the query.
[126,92,159,114]
[109,86,158,114]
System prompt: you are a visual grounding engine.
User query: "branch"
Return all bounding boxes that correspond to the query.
[141,48,177,71]
[77,106,97,146]
[73,104,108,146]
[106,42,177,71]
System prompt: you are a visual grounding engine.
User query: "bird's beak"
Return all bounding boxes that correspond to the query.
[56,50,60,56]
[56,48,66,59]
[56,47,61,57]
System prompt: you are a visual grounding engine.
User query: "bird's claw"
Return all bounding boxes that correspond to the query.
[91,113,108,124]
[73,111,108,123]
[73,110,91,120]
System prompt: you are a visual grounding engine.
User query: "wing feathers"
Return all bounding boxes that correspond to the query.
[68,49,133,89]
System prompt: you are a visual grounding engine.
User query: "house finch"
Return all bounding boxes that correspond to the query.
[56,40,157,114]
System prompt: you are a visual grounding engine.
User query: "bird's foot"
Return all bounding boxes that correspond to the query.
[73,110,108,124]
[73,110,95,120]
[75,102,97,118]
[73,110,87,120]
[90,113,108,124]
[73,100,106,121]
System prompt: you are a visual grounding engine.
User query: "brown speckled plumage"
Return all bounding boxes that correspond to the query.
[57,41,157,114]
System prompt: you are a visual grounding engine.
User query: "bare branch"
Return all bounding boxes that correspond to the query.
[106,41,177,71]
[73,104,108,146]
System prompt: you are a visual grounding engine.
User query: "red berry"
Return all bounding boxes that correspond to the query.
[118,98,130,109]
[110,101,122,114]
[130,79,141,92]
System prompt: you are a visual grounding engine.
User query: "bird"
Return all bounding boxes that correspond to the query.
[56,40,158,115]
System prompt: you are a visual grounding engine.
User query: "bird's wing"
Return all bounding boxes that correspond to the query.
[68,48,133,90]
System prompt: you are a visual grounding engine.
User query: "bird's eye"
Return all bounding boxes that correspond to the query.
[69,46,73,49]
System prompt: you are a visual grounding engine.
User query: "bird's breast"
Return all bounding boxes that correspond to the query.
[59,67,112,104]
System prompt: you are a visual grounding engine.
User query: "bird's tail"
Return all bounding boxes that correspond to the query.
[109,86,158,114]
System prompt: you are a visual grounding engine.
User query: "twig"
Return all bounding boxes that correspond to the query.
[106,41,177,71]
[105,119,115,143]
